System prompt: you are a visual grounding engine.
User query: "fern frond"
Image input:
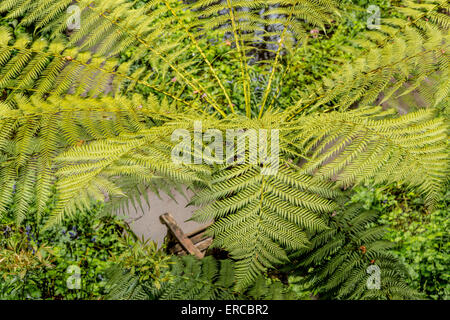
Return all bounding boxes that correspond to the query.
[288,0,449,117]
[293,199,423,300]
[293,107,448,207]
[189,118,337,289]
[107,255,295,300]
[0,93,188,225]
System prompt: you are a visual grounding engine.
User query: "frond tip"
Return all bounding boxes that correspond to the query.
[294,107,448,208]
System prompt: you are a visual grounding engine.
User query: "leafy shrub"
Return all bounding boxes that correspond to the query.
[0,199,170,300]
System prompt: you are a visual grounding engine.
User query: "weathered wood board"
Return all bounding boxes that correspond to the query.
[160,213,213,258]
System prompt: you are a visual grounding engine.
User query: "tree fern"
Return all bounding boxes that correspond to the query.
[0,0,447,296]
[191,163,337,289]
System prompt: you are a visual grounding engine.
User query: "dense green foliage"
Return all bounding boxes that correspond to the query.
[290,198,423,300]
[0,197,172,299]
[0,202,126,299]
[350,183,449,299]
[107,255,296,300]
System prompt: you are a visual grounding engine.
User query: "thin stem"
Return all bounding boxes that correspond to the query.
[226,0,251,117]
[74,0,226,117]
[163,0,235,113]
[258,4,296,119]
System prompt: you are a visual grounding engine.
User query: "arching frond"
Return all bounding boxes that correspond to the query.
[292,199,423,300]
[293,107,448,207]
[106,255,296,300]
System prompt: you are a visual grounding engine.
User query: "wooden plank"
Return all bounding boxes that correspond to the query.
[160,213,204,259]
[172,238,213,256]
[184,221,213,238]
[171,234,213,253]
[196,237,213,251]
[177,231,208,248]
[190,232,209,245]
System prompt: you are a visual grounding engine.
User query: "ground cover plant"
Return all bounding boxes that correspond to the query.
[0,196,172,299]
[0,0,448,300]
